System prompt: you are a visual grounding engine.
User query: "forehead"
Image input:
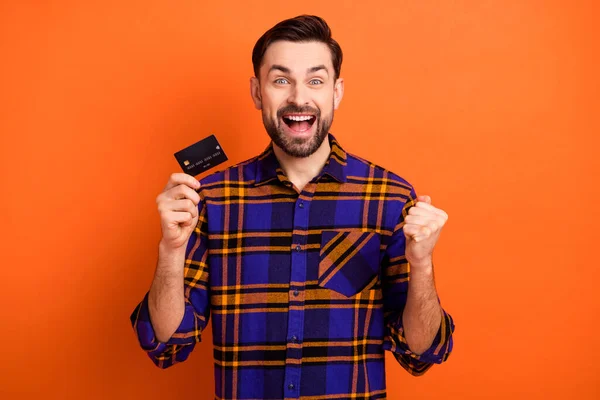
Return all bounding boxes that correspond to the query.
[261,41,333,75]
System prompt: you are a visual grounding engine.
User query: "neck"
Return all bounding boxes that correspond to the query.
[273,138,331,192]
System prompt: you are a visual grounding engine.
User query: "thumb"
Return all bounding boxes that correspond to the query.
[417,195,431,204]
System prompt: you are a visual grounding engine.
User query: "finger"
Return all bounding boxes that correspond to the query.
[164,173,201,192]
[169,184,202,205]
[403,223,421,239]
[408,206,437,217]
[167,210,195,225]
[421,223,435,239]
[420,225,432,237]
[414,201,448,219]
[405,215,438,227]
[404,222,434,235]
[417,195,431,204]
[406,218,441,234]
[168,199,199,218]
[407,212,446,232]
[405,225,432,242]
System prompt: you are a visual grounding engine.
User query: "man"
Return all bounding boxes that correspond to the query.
[130,15,454,399]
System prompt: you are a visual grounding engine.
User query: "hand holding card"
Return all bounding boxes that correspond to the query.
[156,173,202,251]
[158,135,228,250]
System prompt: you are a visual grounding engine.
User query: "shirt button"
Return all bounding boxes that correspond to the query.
[290,335,298,343]
[288,383,295,390]
[298,202,304,208]
[293,290,299,296]
[295,245,301,252]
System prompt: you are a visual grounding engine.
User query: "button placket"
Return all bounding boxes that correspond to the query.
[283,193,312,398]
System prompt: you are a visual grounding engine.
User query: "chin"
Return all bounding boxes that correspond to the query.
[278,129,327,158]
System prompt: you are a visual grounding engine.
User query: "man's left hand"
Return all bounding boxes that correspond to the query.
[403,195,448,268]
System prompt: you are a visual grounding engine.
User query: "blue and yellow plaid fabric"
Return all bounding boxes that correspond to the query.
[130,134,454,399]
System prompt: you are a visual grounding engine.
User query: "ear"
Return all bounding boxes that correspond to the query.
[250,77,262,110]
[333,78,344,110]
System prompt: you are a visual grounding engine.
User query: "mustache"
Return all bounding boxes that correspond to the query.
[277,105,320,119]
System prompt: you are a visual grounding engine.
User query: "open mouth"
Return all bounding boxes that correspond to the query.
[282,114,317,133]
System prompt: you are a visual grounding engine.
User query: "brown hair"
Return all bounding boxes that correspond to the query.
[252,15,343,81]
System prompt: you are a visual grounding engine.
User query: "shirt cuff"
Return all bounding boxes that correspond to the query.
[384,307,455,366]
[130,292,202,355]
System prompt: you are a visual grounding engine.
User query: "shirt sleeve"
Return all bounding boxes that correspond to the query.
[381,186,455,376]
[129,196,211,369]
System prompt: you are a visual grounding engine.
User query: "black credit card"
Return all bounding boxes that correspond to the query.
[173,134,228,176]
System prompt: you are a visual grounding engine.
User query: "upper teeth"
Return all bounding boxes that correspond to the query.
[286,115,312,121]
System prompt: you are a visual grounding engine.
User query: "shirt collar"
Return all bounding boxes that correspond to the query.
[254,133,348,186]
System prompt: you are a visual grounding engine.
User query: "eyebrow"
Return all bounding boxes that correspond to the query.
[268,64,291,74]
[308,65,328,75]
[268,64,330,76]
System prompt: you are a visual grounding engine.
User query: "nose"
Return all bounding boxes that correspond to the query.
[287,83,309,106]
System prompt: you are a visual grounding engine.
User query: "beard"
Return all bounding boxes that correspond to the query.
[262,103,334,158]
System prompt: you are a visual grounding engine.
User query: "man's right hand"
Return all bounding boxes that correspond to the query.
[156,173,201,250]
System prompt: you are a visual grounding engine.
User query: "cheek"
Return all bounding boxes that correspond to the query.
[261,93,285,116]
[317,99,334,115]
[263,85,288,100]
[317,90,336,111]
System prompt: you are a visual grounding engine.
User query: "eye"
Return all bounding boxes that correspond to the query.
[275,78,289,84]
[309,79,323,85]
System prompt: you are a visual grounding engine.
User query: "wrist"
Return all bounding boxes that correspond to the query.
[409,258,434,273]
[157,240,186,274]
[159,239,187,255]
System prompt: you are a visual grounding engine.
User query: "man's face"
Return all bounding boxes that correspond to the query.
[250,41,344,158]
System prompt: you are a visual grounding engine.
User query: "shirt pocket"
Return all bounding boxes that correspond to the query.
[318,230,381,297]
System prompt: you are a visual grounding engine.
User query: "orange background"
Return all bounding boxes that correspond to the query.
[1,1,598,399]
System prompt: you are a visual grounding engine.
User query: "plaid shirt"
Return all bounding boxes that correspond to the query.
[130,134,454,399]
